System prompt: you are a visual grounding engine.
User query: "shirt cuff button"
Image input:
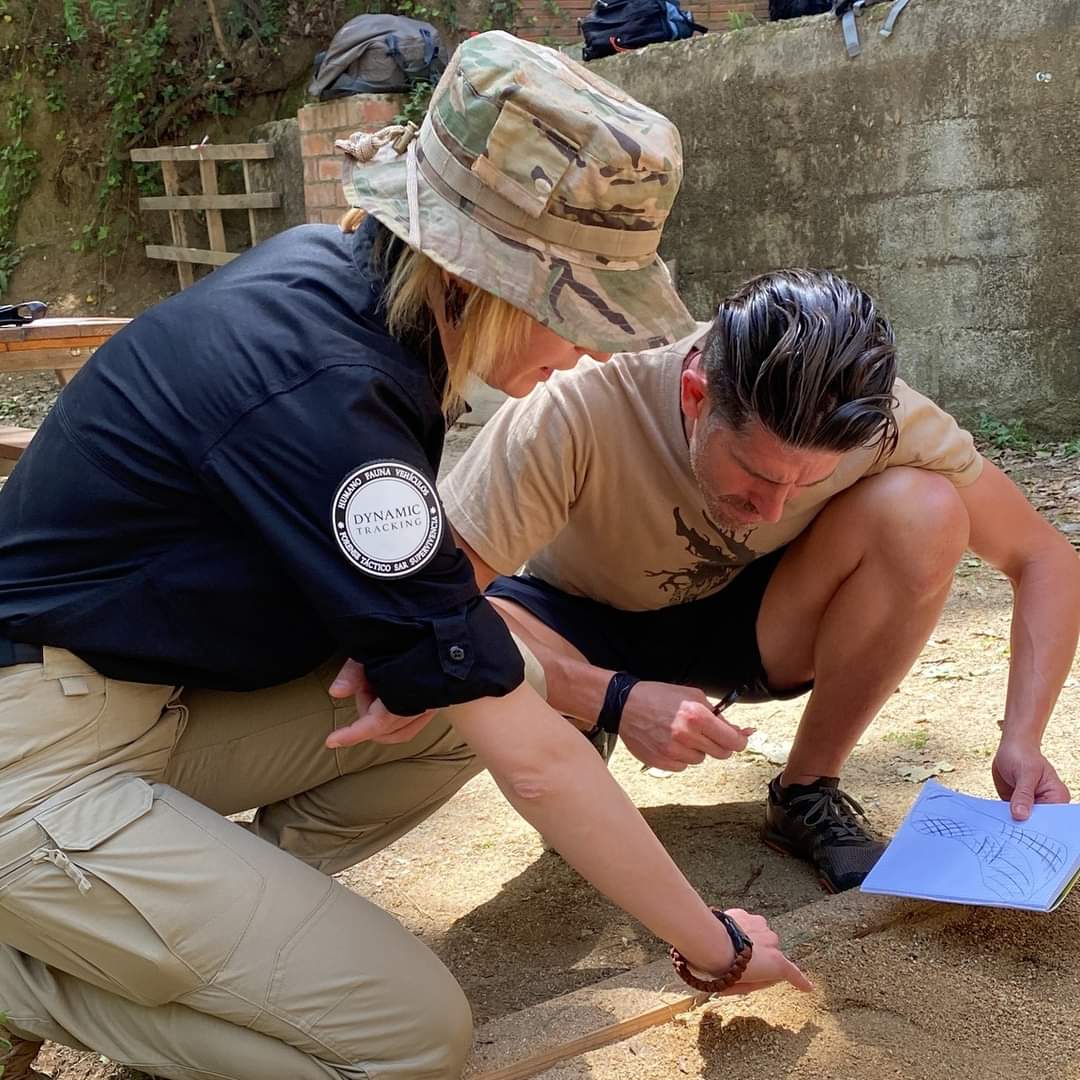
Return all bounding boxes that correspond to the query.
[448,645,466,662]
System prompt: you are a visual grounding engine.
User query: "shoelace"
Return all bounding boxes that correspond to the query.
[788,786,874,845]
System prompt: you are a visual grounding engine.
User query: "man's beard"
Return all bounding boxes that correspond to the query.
[688,419,757,532]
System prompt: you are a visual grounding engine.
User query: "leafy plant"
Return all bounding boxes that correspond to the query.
[225,0,289,44]
[481,0,524,29]
[973,413,1034,453]
[63,0,88,41]
[1063,436,1080,458]
[0,88,40,291]
[70,0,173,253]
[395,81,434,128]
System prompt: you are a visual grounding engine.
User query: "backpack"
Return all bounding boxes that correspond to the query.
[580,0,707,63]
[768,0,912,57]
[767,0,830,18]
[309,14,446,101]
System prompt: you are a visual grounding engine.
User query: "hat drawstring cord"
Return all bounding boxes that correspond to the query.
[405,139,421,249]
[336,122,421,248]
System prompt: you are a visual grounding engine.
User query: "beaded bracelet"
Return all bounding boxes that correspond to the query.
[670,909,753,993]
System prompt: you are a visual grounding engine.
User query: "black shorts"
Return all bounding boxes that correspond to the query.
[486,550,811,703]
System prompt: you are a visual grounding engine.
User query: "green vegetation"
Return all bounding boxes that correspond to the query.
[973,413,1080,458]
[0,0,335,273]
[0,83,39,291]
[395,81,434,128]
[0,0,582,291]
[884,728,930,751]
[973,412,1034,452]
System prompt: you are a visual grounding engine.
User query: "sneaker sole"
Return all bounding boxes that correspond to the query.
[761,830,839,895]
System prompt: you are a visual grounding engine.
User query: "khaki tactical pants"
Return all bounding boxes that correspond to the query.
[0,645,543,1080]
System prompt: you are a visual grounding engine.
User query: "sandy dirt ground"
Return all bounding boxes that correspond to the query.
[501,894,1080,1080]
[9,424,1079,1079]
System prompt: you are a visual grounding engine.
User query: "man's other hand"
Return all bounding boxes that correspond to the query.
[619,681,754,771]
[992,738,1071,820]
[326,659,436,748]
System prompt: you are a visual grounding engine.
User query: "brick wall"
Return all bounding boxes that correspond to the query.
[513,0,771,44]
[297,95,404,225]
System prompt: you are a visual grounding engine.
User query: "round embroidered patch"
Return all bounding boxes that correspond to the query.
[332,461,444,579]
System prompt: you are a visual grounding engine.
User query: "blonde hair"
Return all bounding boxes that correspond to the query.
[340,209,532,414]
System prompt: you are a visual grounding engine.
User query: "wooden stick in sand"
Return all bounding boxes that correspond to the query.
[470,991,709,1080]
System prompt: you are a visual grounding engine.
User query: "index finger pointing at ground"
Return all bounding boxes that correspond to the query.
[782,956,814,992]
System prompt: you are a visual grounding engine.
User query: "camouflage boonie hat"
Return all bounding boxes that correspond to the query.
[337,30,695,353]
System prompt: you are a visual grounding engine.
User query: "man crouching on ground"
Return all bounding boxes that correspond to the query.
[425,269,1078,893]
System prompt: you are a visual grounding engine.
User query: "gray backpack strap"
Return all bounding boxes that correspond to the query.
[840,1,863,57]
[879,0,911,37]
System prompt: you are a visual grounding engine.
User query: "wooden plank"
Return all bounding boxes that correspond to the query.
[0,347,96,374]
[144,244,237,267]
[0,318,129,345]
[160,161,194,289]
[138,192,280,212]
[242,159,258,248]
[5,336,110,352]
[0,426,35,461]
[130,144,275,162]
[199,159,227,254]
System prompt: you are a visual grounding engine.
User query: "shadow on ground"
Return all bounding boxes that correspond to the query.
[439,800,828,1022]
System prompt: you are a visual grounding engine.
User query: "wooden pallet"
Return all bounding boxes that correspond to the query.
[0,317,130,461]
[130,142,281,290]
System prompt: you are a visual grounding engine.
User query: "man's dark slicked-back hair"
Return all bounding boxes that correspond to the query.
[701,269,899,456]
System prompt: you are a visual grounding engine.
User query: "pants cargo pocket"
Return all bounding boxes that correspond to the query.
[0,775,265,1008]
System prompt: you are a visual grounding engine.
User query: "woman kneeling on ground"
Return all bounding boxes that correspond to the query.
[0,32,808,1080]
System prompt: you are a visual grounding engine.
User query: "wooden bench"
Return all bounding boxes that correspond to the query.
[0,317,130,462]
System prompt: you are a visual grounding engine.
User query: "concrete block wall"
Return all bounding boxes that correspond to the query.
[297,96,404,225]
[593,0,1080,434]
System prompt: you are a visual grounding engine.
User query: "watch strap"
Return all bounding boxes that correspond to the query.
[670,910,753,993]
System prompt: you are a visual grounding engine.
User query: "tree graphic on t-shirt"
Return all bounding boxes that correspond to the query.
[644,507,758,604]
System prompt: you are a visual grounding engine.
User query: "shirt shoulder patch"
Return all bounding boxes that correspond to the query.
[332,460,444,579]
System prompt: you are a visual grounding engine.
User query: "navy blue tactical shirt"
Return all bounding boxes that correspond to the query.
[0,220,524,714]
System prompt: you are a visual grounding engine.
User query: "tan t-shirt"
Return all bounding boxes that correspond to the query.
[441,325,983,610]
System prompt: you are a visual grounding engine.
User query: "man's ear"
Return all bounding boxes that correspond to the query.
[680,364,709,423]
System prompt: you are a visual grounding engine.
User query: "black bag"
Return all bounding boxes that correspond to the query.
[768,0,831,19]
[309,14,446,100]
[769,0,912,58]
[580,0,707,63]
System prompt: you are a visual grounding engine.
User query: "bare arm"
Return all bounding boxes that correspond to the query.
[453,528,499,592]
[445,680,810,992]
[960,457,1080,816]
[491,596,754,769]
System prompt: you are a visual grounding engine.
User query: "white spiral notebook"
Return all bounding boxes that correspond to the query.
[860,779,1080,912]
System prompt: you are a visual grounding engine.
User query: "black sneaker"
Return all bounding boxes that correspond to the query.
[763,774,886,893]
